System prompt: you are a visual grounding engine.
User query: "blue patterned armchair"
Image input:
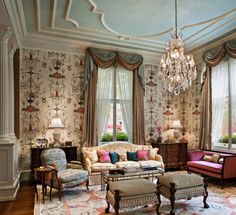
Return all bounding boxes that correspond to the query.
[41,148,89,200]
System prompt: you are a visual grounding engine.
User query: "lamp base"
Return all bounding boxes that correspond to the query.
[52,130,61,146]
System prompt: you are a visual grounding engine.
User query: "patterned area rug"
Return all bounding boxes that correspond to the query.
[34,181,236,215]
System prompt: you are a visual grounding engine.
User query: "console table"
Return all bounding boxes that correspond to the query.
[157,142,188,169]
[30,146,77,182]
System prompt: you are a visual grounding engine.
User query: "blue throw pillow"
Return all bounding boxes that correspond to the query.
[127,151,138,161]
[109,152,120,164]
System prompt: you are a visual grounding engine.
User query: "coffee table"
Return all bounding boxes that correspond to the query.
[101,167,164,191]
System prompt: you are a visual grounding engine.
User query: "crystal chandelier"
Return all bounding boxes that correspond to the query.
[159,0,197,95]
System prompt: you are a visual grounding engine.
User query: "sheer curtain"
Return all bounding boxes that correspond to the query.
[116,66,133,142]
[212,61,228,145]
[96,67,113,141]
[229,58,236,129]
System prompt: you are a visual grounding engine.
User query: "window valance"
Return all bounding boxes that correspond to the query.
[202,39,236,67]
[83,48,145,92]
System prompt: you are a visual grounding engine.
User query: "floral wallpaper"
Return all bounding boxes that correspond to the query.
[19,48,201,170]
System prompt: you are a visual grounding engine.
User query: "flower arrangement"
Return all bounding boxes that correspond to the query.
[156,126,162,137]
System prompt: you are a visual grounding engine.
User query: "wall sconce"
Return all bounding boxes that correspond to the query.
[170,120,182,142]
[49,118,65,146]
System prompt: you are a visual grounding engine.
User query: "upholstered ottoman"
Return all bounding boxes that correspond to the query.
[158,173,209,215]
[105,178,160,215]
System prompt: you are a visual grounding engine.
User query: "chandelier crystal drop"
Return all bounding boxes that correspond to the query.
[158,0,197,95]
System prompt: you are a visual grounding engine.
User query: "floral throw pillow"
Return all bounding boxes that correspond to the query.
[97,150,111,163]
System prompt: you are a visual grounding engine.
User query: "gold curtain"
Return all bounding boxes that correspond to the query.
[199,67,212,150]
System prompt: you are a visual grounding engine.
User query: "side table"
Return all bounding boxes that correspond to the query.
[34,166,54,203]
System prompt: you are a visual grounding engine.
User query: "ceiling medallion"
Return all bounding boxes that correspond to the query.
[158,0,197,95]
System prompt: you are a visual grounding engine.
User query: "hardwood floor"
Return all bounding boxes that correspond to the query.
[0,184,35,215]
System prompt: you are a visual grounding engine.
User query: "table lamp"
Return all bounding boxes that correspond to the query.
[49,118,65,146]
[170,120,182,142]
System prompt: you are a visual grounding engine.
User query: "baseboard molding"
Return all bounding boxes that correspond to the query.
[20,169,30,182]
[0,171,21,202]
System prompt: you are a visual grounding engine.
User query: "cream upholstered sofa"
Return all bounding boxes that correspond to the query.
[81,142,164,175]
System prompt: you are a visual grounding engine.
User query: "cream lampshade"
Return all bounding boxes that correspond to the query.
[170,120,182,141]
[49,118,65,145]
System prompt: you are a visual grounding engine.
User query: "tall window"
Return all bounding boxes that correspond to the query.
[96,66,133,143]
[212,58,236,150]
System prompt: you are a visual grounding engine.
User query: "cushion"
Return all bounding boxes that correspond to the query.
[116,148,127,161]
[210,153,220,163]
[91,162,116,172]
[109,178,156,197]
[84,149,99,163]
[127,151,138,161]
[218,157,224,164]
[202,155,212,161]
[148,148,159,160]
[138,160,162,168]
[97,150,111,163]
[159,173,204,189]
[137,150,149,160]
[109,152,120,164]
[188,161,222,173]
[58,169,88,183]
[115,161,140,169]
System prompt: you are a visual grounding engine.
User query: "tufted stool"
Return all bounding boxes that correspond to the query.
[158,172,209,215]
[105,178,161,215]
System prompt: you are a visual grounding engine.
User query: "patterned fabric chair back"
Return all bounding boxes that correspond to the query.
[41,148,67,171]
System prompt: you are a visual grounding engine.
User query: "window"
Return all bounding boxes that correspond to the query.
[212,58,236,150]
[96,66,133,143]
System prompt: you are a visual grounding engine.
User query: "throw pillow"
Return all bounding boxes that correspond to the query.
[97,150,111,163]
[116,148,127,161]
[109,152,120,164]
[84,149,98,163]
[137,150,149,160]
[127,151,138,161]
[202,155,212,162]
[148,148,159,160]
[218,157,224,164]
[210,153,220,163]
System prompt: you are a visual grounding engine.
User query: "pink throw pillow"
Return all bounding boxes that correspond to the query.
[97,150,111,163]
[137,150,149,161]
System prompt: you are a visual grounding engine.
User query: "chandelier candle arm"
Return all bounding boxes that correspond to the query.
[158,0,197,95]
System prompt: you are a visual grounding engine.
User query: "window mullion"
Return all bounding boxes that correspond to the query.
[228,61,232,150]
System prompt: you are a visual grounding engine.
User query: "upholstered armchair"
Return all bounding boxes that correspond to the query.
[41,148,89,200]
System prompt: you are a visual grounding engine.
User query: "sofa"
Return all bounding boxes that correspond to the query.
[81,142,164,175]
[187,150,236,188]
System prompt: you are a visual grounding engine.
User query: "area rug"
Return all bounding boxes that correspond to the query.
[34,180,236,215]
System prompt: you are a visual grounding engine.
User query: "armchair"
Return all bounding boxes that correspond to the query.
[41,148,89,200]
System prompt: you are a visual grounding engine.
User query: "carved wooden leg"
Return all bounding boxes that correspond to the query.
[86,179,89,190]
[170,183,176,215]
[203,178,209,208]
[58,184,62,201]
[105,184,110,213]
[156,182,161,215]
[221,178,224,189]
[50,179,53,201]
[114,190,121,215]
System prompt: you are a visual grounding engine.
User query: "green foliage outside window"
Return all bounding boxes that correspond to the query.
[219,134,236,144]
[101,132,129,142]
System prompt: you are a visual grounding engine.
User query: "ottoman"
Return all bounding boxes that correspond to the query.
[158,173,209,215]
[105,178,161,215]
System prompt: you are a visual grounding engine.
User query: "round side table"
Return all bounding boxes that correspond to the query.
[34,166,54,203]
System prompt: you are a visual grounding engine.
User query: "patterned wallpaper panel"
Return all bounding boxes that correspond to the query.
[19,48,201,170]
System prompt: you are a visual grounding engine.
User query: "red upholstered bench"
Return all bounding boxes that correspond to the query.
[187,150,236,188]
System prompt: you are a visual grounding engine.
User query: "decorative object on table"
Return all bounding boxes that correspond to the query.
[49,117,65,146]
[170,120,182,142]
[158,0,197,95]
[35,138,48,148]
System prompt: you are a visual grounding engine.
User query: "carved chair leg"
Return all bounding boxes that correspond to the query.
[170,183,176,215]
[86,179,89,190]
[156,182,161,215]
[114,190,120,215]
[105,184,110,213]
[221,178,224,189]
[203,178,209,208]
[50,179,53,201]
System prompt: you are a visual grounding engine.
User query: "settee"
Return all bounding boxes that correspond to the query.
[81,142,164,175]
[187,150,236,188]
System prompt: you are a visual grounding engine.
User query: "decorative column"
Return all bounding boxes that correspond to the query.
[8,38,16,140]
[0,25,11,142]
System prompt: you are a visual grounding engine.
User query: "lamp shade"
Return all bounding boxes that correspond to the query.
[49,118,64,129]
[170,120,182,129]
